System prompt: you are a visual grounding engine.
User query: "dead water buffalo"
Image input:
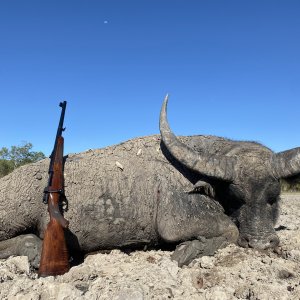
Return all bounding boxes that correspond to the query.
[0,96,299,267]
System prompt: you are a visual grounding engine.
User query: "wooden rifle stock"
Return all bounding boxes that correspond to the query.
[38,136,70,277]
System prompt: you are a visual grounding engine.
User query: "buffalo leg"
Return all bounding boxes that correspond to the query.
[157,191,239,266]
[0,234,42,268]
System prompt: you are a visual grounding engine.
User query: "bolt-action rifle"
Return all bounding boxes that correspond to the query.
[38,101,70,277]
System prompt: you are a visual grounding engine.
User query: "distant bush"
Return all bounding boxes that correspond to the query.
[0,142,45,178]
[281,177,300,193]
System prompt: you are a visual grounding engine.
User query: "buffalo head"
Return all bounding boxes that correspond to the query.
[160,95,300,250]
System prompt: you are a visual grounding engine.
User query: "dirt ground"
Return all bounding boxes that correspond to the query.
[0,193,300,300]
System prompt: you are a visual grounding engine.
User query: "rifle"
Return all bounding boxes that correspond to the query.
[38,101,70,277]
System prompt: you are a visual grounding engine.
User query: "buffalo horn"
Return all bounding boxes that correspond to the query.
[274,148,300,178]
[159,95,236,181]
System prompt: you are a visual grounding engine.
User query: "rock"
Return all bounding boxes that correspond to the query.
[278,269,295,279]
[12,291,40,300]
[191,272,204,289]
[115,161,124,170]
[116,287,144,300]
[286,249,300,262]
[205,286,232,300]
[199,255,215,269]
[40,283,83,299]
[3,256,30,275]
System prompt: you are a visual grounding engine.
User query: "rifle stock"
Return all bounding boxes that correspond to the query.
[38,110,70,277]
[38,215,69,276]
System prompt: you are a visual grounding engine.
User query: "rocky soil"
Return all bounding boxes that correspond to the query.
[1,193,300,300]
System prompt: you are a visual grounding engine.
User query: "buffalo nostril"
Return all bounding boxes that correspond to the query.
[238,234,279,249]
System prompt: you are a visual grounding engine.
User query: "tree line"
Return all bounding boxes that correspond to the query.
[0,142,45,178]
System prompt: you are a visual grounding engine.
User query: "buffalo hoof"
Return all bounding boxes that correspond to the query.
[171,236,230,267]
[0,234,42,268]
[171,239,206,267]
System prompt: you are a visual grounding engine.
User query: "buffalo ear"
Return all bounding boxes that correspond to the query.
[274,148,300,178]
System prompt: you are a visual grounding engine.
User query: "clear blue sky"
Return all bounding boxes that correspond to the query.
[0,1,299,156]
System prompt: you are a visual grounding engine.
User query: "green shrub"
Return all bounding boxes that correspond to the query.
[0,142,45,178]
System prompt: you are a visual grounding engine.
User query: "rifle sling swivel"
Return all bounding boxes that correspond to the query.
[44,189,64,194]
[43,188,64,204]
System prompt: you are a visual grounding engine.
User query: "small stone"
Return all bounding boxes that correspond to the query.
[278,269,294,279]
[191,272,204,289]
[200,256,215,269]
[273,246,283,255]
[116,287,144,300]
[35,173,42,180]
[6,256,30,275]
[75,283,89,293]
[116,161,124,170]
[137,149,142,156]
[261,257,269,264]
[287,286,294,292]
[146,256,156,264]
[205,286,230,300]
[288,249,300,262]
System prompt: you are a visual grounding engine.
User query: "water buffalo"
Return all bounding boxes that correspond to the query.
[0,96,299,267]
